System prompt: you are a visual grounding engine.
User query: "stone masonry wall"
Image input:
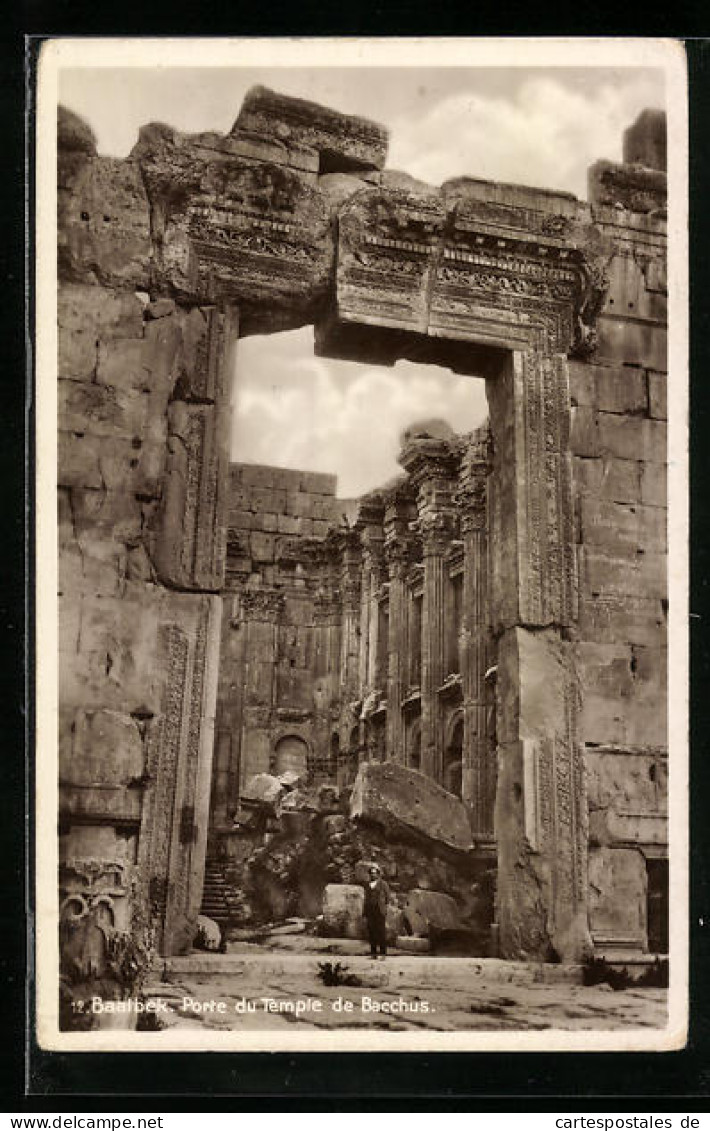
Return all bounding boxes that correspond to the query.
[57,107,228,1005]
[211,463,346,838]
[570,199,668,953]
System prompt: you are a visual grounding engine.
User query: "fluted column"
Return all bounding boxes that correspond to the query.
[399,439,459,785]
[384,493,414,763]
[365,535,385,691]
[421,523,451,781]
[339,530,362,703]
[460,429,494,837]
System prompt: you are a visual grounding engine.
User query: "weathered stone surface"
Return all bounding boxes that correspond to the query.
[134,121,335,331]
[603,251,667,323]
[568,361,648,415]
[573,456,641,505]
[648,371,667,419]
[241,774,284,810]
[402,890,462,937]
[495,627,589,963]
[317,172,371,207]
[58,133,152,288]
[588,159,666,215]
[586,748,667,822]
[233,86,388,174]
[578,638,667,749]
[596,316,667,371]
[59,282,145,341]
[58,105,97,160]
[596,412,666,463]
[195,915,222,951]
[579,498,666,554]
[350,762,474,853]
[588,847,647,949]
[623,109,666,172]
[579,547,667,600]
[577,592,667,648]
[61,707,144,786]
[640,461,667,508]
[322,883,366,939]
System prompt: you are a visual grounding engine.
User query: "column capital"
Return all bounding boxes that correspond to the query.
[398,437,460,487]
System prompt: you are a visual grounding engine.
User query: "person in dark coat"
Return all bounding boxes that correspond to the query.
[363,864,390,959]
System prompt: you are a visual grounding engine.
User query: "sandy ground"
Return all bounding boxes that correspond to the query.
[144,943,667,1033]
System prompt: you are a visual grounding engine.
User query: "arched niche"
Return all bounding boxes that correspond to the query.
[273,734,309,778]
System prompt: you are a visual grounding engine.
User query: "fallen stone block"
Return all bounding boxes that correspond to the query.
[278,769,305,790]
[265,919,309,937]
[403,889,462,937]
[194,915,222,952]
[241,773,284,811]
[350,761,474,853]
[322,884,365,939]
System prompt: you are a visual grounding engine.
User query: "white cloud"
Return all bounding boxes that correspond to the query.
[389,72,664,197]
[232,332,487,496]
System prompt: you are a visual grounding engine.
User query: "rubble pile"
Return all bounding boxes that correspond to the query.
[204,763,495,955]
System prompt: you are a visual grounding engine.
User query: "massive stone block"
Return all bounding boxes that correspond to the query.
[402,890,462,937]
[233,86,388,174]
[58,109,152,290]
[350,761,474,853]
[321,884,366,939]
[588,847,648,950]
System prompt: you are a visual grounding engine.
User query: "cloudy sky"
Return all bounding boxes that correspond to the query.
[58,56,665,496]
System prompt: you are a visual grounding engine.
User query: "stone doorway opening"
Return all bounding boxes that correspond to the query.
[206,322,502,953]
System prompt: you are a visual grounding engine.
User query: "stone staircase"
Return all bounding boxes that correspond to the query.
[199,859,231,926]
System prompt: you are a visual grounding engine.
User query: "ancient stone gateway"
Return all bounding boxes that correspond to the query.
[57,88,668,1009]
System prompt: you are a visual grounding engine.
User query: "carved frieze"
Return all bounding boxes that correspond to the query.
[337,189,447,334]
[136,129,333,329]
[333,186,609,358]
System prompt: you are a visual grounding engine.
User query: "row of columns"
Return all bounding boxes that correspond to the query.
[326,433,494,837]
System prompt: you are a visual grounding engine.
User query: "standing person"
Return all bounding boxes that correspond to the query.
[363,864,390,960]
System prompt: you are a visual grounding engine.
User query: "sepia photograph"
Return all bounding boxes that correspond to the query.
[34,37,688,1052]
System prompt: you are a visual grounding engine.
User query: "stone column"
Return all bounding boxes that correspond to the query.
[238,589,284,785]
[338,530,362,703]
[358,502,385,694]
[338,530,362,782]
[384,495,413,763]
[399,440,459,785]
[459,429,495,839]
